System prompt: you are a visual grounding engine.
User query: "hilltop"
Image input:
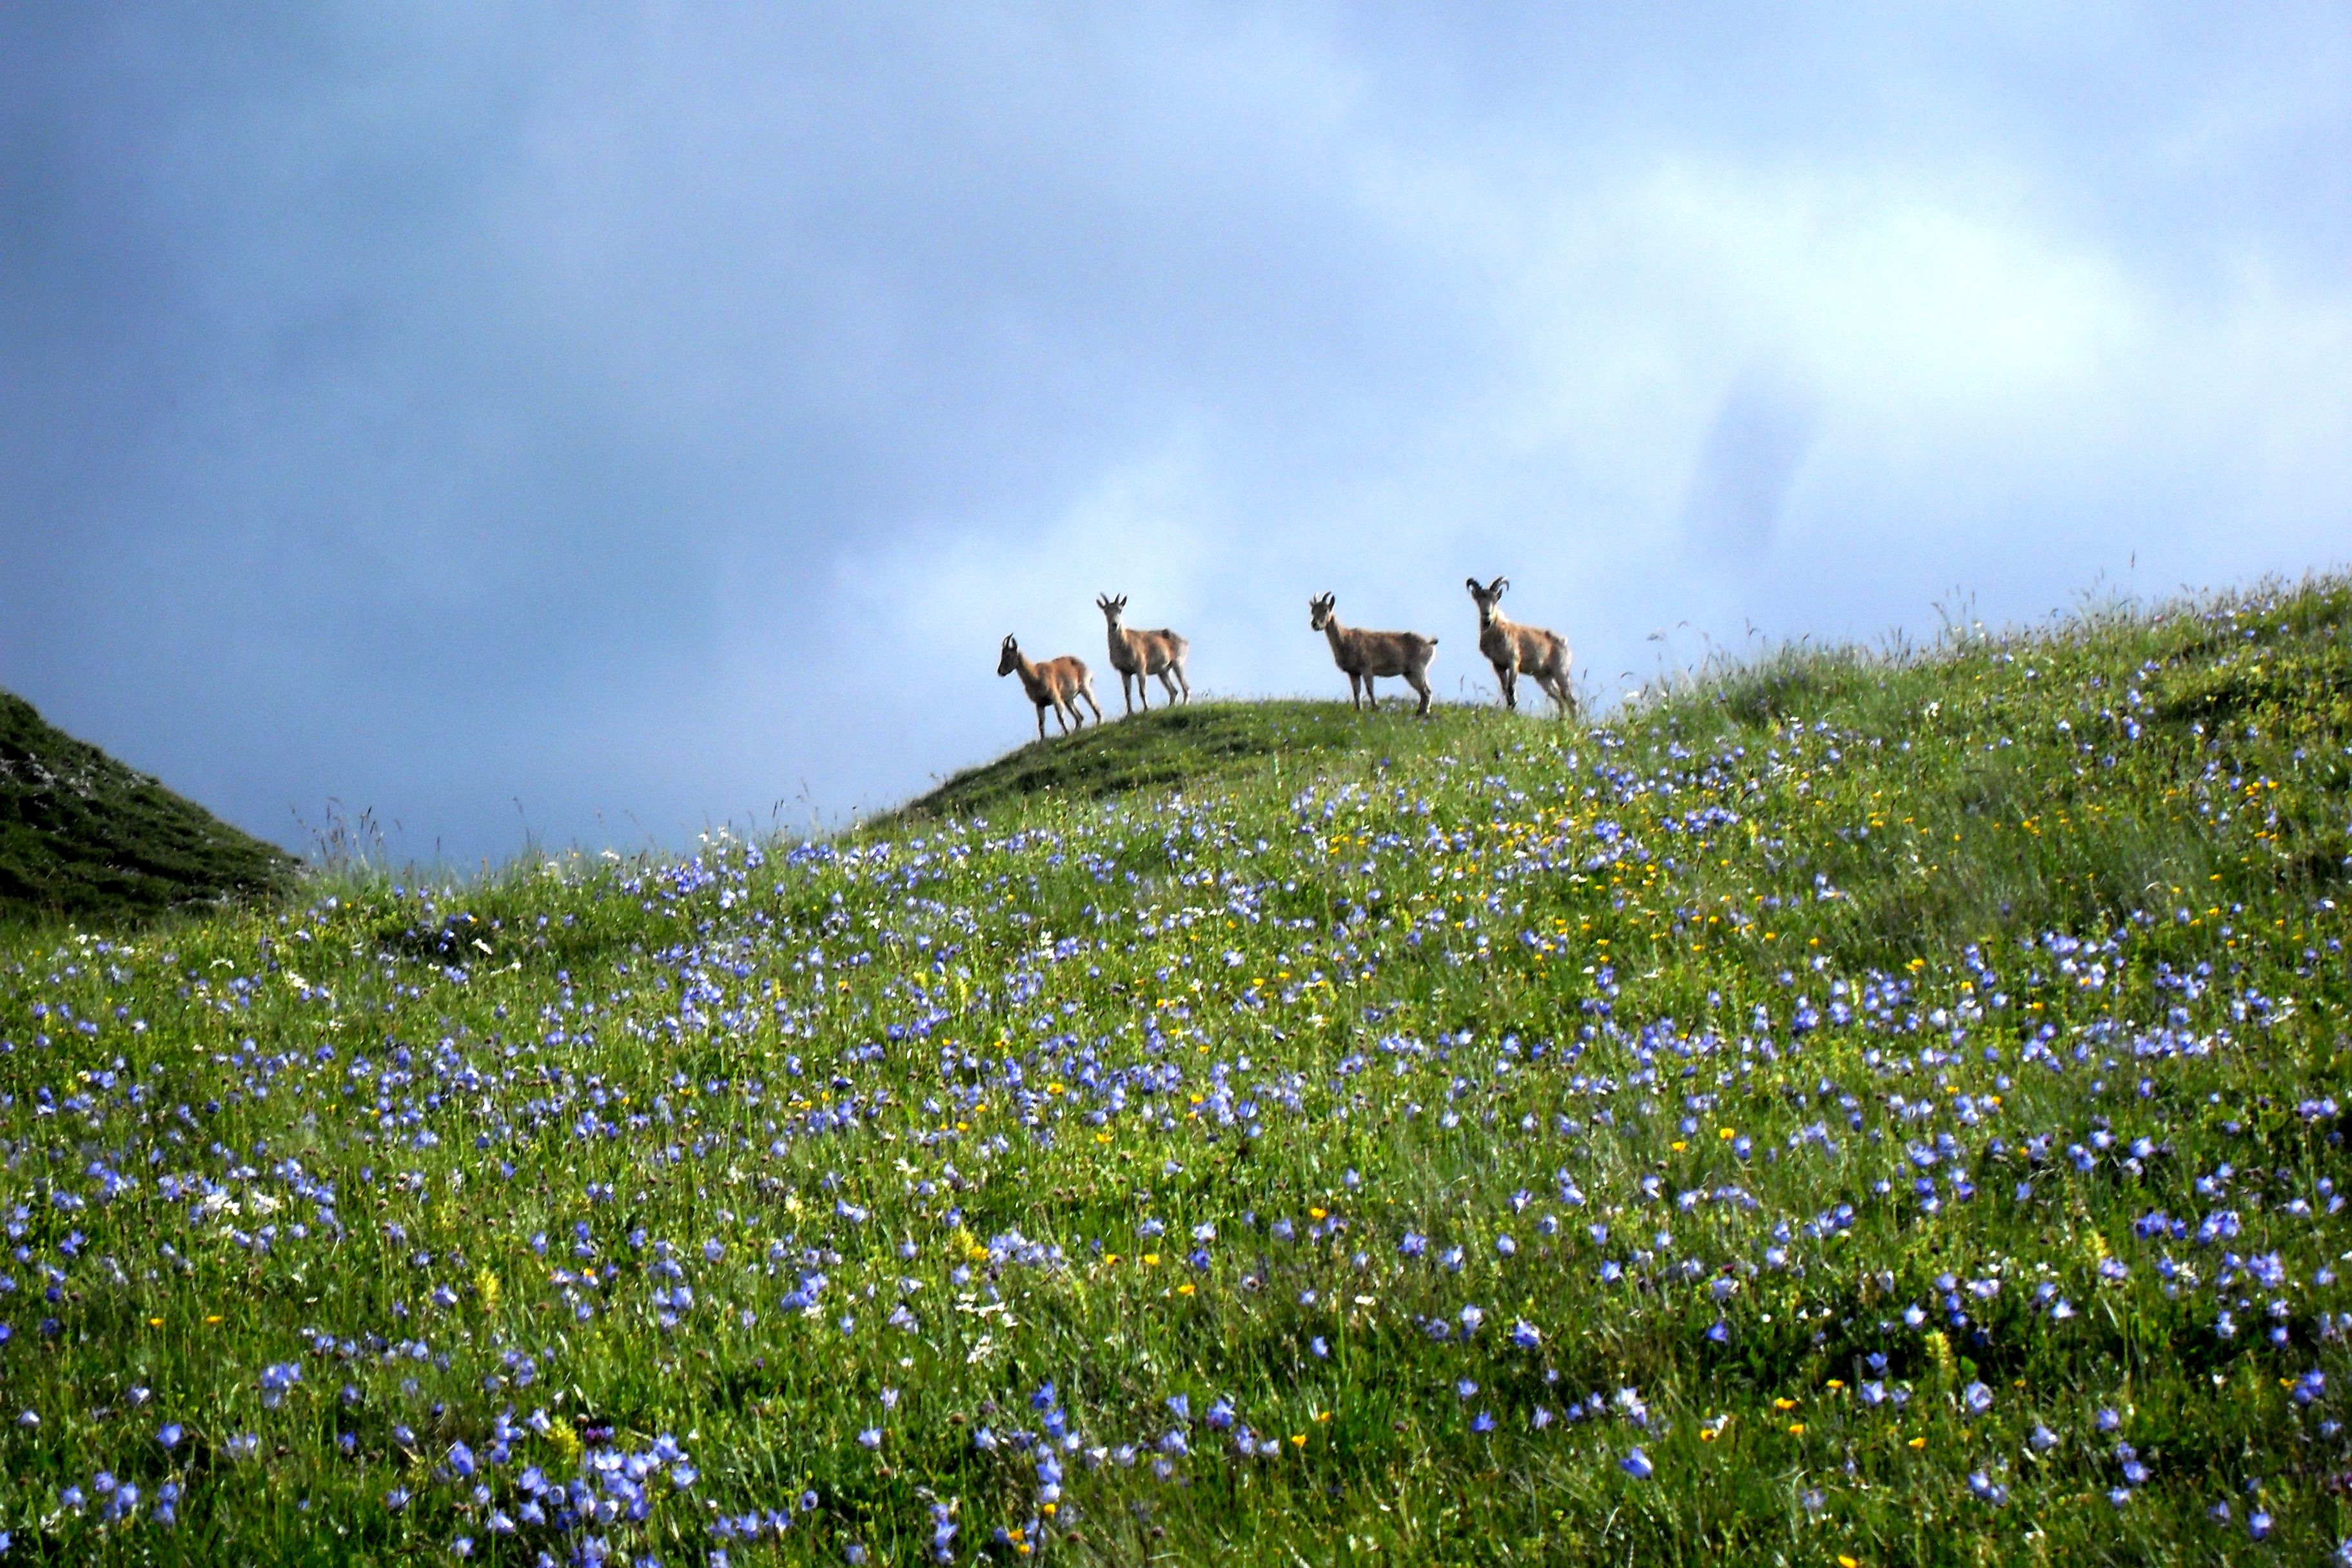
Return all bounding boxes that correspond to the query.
[0,690,298,927]
[0,578,2348,1563]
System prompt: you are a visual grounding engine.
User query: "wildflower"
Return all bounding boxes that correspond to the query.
[157,1421,184,1449]
[259,1361,302,1407]
[1963,1382,1994,1415]
[1620,1446,1653,1480]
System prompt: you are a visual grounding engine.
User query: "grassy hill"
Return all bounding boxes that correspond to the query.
[883,699,1411,827]
[1,578,2349,1563]
[0,691,299,927]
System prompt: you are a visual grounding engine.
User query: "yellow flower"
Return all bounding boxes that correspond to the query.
[1787,1422,1805,1436]
[1774,1397,1798,1411]
[1908,1436,1927,1449]
[549,1418,583,1465]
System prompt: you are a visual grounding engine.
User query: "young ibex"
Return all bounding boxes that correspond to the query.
[997,634,1102,740]
[1465,576,1575,716]
[1308,593,1438,714]
[1095,594,1192,714]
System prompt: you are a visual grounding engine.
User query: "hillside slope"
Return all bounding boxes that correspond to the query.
[0,580,2349,1564]
[0,691,298,926]
[883,699,1406,827]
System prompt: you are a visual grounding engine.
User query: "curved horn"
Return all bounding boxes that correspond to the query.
[1492,576,1509,595]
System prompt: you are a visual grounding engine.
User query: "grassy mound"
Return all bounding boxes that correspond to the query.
[0,691,299,928]
[885,698,1432,826]
[1,578,2351,1563]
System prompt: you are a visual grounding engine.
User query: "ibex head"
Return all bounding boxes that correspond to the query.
[1466,575,1509,625]
[1308,593,1337,631]
[1095,593,1128,627]
[997,634,1022,676]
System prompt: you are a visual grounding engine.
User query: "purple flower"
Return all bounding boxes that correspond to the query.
[1621,1446,1654,1480]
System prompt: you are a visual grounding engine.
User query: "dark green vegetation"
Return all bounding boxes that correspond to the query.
[3,578,2351,1565]
[0,691,298,928]
[889,700,1393,827]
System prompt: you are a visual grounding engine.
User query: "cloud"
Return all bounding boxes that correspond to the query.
[2,5,2347,862]
[1680,362,1821,569]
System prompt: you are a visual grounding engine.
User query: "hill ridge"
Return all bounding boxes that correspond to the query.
[0,689,299,925]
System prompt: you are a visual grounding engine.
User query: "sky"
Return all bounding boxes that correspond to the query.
[4,3,2348,867]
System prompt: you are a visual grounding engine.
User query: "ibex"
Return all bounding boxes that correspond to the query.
[1308,593,1438,714]
[997,634,1102,741]
[1095,594,1191,714]
[1465,576,1575,716]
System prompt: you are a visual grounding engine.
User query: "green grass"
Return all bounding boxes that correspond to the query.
[2,577,2351,1564]
[0,691,299,929]
[881,699,1423,827]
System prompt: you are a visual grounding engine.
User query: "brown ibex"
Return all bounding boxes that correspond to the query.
[1095,594,1191,714]
[997,634,1102,740]
[1308,593,1438,714]
[1465,576,1575,716]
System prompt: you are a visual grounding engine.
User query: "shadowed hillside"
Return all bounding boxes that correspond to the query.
[0,691,299,925]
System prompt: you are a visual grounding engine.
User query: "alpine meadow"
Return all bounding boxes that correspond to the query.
[7,574,2352,1567]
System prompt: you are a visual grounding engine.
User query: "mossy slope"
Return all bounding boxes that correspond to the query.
[0,691,298,925]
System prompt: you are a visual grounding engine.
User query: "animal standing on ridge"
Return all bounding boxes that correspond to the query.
[1465,576,1576,716]
[1095,594,1192,714]
[997,634,1102,741]
[1308,593,1438,714]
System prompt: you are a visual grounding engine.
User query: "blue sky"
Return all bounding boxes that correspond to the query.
[4,4,2347,865]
